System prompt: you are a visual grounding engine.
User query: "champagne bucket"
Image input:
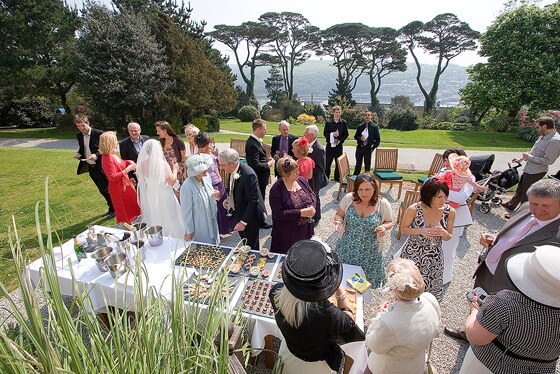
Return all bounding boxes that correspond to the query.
[91,246,113,272]
[145,225,163,247]
[126,240,146,267]
[103,252,128,279]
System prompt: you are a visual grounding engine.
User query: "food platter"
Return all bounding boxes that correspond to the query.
[225,249,278,279]
[183,271,239,304]
[235,279,276,318]
[271,258,285,283]
[175,243,231,270]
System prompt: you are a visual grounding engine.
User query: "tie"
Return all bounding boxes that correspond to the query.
[485,216,539,273]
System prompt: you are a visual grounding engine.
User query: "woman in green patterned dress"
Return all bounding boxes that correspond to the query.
[334,174,393,288]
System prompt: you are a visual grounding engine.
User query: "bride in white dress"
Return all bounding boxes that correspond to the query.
[136,139,184,239]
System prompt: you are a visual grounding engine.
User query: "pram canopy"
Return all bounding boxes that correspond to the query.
[469,154,495,181]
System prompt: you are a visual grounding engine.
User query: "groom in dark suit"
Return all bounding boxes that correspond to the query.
[119,122,149,182]
[72,114,114,217]
[353,111,380,175]
[444,178,560,341]
[245,119,274,201]
[219,148,265,250]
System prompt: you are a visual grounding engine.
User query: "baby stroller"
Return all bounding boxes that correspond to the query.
[473,159,522,214]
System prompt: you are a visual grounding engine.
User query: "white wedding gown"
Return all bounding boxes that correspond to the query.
[137,173,184,240]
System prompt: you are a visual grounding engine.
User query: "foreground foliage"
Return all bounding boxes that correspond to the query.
[0,179,250,373]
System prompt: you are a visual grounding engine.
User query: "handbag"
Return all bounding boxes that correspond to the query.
[424,342,437,374]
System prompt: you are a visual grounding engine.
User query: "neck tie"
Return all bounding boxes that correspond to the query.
[485,217,539,272]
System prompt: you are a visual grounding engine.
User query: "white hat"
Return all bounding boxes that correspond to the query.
[186,153,213,177]
[506,245,560,308]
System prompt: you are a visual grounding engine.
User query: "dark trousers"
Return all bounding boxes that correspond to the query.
[309,178,322,222]
[325,144,343,181]
[239,225,260,251]
[354,145,373,175]
[505,171,546,209]
[88,165,114,212]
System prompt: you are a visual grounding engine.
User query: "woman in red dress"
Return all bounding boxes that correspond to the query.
[99,132,140,224]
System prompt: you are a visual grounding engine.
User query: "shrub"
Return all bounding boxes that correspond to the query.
[296,113,316,125]
[202,115,220,132]
[263,108,283,122]
[191,117,208,132]
[237,105,260,122]
[342,108,367,129]
[54,114,76,131]
[0,97,54,128]
[385,107,419,131]
[517,125,539,142]
[279,99,304,119]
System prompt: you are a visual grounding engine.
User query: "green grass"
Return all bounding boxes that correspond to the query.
[218,119,532,151]
[1,120,532,151]
[0,147,116,291]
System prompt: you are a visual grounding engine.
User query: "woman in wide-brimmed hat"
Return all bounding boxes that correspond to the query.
[269,239,359,373]
[180,153,220,244]
[459,245,560,374]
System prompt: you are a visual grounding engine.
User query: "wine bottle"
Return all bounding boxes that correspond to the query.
[73,236,86,262]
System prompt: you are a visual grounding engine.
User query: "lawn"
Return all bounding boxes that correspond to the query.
[0,120,533,151]
[0,147,117,292]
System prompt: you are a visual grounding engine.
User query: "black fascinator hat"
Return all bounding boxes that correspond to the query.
[282,239,343,302]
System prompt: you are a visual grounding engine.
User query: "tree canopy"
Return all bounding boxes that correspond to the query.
[460,3,560,120]
[400,13,479,114]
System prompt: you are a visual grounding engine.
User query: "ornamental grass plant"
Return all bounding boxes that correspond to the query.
[0,178,253,373]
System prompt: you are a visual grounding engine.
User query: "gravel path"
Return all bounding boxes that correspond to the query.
[1,166,558,373]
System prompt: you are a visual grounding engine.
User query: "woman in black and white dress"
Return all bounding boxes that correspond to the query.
[399,177,455,300]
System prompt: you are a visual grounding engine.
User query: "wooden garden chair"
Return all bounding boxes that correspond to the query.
[397,189,421,239]
[335,153,357,200]
[372,148,403,199]
[229,138,246,158]
[414,153,445,191]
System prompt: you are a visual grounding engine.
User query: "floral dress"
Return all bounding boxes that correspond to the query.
[336,205,385,288]
[400,203,450,301]
[163,146,185,200]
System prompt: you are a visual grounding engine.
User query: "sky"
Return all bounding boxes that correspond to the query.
[69,0,557,66]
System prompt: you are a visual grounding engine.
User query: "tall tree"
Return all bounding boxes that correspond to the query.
[147,10,237,120]
[76,5,170,128]
[264,66,286,108]
[259,12,320,101]
[358,27,407,114]
[208,21,274,107]
[400,14,479,114]
[316,23,370,107]
[0,0,80,114]
[460,3,560,121]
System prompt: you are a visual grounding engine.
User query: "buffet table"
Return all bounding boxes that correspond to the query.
[26,225,370,374]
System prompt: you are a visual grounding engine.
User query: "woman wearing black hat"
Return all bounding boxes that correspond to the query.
[269,239,359,373]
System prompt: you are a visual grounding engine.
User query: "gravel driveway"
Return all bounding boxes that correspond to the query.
[2,178,558,373]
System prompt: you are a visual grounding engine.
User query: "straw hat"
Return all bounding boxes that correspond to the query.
[282,239,342,302]
[186,153,213,177]
[506,245,560,308]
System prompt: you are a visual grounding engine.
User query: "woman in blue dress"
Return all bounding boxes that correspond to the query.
[334,174,393,288]
[180,153,220,244]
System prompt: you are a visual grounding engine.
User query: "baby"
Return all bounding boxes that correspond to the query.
[441,154,482,208]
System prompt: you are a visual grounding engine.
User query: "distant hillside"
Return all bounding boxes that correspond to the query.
[230,60,468,107]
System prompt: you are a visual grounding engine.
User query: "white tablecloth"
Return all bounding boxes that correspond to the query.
[26,225,369,373]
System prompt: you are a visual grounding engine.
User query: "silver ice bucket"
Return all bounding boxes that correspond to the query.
[103,252,128,279]
[91,246,113,272]
[145,225,163,247]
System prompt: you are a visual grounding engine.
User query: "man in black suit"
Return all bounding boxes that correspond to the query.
[444,178,560,341]
[72,114,114,217]
[353,111,380,175]
[271,120,298,177]
[245,119,274,202]
[119,122,149,182]
[219,148,265,250]
[304,125,329,224]
[323,105,349,182]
